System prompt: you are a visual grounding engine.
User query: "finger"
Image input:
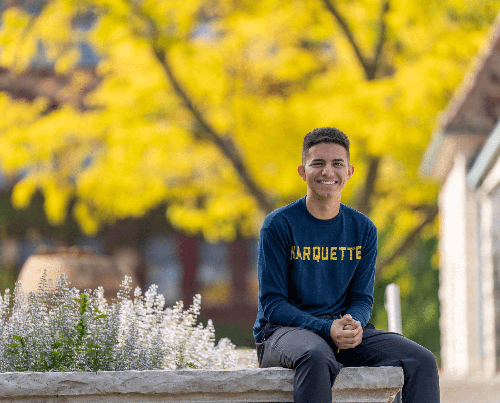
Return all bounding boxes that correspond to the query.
[339,330,355,340]
[338,340,359,349]
[343,322,362,330]
[342,314,355,324]
[353,331,363,346]
[339,332,361,344]
[347,339,362,349]
[344,327,361,337]
[349,319,361,327]
[343,318,360,329]
[350,329,363,343]
[339,333,363,349]
[340,328,363,343]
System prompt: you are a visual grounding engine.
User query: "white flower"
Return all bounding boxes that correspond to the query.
[0,272,237,373]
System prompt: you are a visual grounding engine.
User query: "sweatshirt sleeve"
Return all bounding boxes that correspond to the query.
[257,217,333,341]
[344,224,377,328]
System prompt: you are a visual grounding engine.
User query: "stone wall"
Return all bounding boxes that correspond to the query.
[491,183,500,372]
[439,153,471,376]
[0,367,403,403]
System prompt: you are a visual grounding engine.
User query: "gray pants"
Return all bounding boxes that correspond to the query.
[255,323,439,403]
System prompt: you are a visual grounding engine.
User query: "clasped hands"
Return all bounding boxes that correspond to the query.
[329,314,363,350]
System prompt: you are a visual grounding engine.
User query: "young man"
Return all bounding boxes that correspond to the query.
[253,127,440,403]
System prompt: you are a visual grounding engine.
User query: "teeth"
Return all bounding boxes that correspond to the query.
[320,181,337,184]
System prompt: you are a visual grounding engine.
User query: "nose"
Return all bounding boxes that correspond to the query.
[322,164,334,176]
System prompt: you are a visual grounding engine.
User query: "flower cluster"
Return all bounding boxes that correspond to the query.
[0,272,237,372]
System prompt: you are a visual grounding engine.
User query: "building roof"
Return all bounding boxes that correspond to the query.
[466,119,500,189]
[421,12,500,180]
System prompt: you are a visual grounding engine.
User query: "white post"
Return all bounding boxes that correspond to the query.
[384,283,402,335]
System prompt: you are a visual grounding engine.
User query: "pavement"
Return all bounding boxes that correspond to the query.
[440,377,500,403]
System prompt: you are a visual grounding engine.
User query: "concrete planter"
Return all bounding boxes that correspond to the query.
[17,246,139,302]
[0,366,403,402]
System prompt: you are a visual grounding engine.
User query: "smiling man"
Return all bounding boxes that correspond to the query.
[253,127,440,403]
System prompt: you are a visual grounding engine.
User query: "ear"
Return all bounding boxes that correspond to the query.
[347,164,354,179]
[298,165,306,181]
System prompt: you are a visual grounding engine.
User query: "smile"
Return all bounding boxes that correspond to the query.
[318,180,338,185]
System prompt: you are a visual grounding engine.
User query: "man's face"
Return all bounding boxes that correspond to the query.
[297,142,354,201]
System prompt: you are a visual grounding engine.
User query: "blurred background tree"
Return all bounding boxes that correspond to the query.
[1,0,499,357]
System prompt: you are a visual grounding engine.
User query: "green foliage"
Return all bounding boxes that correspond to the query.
[372,233,440,361]
[4,291,113,372]
[0,264,17,298]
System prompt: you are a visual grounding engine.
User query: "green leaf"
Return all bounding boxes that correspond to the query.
[12,334,25,348]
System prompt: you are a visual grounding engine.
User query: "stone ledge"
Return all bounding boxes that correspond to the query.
[0,366,403,403]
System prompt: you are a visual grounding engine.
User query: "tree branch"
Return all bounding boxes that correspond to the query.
[321,0,390,80]
[129,2,275,216]
[375,205,439,279]
[355,156,380,215]
[372,1,390,76]
[153,47,274,215]
[0,67,101,111]
[321,0,371,77]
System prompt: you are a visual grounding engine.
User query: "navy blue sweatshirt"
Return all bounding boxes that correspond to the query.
[253,196,377,342]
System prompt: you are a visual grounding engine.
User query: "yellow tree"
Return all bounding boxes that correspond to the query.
[0,0,494,237]
[0,0,498,347]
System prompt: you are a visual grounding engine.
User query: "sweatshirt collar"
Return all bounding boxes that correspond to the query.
[300,196,343,225]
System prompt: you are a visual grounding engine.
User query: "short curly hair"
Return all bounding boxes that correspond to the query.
[302,127,350,163]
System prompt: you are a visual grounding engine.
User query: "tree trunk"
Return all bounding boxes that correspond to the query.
[177,233,200,305]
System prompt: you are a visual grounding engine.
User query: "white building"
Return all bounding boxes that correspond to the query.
[421,15,500,378]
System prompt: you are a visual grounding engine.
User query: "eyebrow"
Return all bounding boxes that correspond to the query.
[310,158,346,163]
